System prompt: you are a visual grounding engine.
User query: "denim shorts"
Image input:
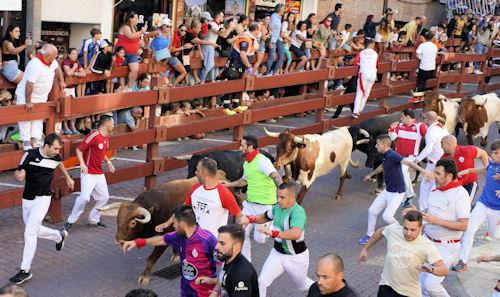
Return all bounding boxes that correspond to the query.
[1,60,21,82]
[257,40,266,53]
[123,53,139,66]
[168,56,180,67]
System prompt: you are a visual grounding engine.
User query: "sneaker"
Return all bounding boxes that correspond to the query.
[56,230,68,251]
[88,221,107,229]
[223,108,237,116]
[473,69,483,75]
[63,222,72,232]
[408,97,421,104]
[234,106,248,113]
[9,270,32,284]
[335,85,346,90]
[358,235,371,245]
[351,113,359,119]
[451,259,467,272]
[63,128,73,135]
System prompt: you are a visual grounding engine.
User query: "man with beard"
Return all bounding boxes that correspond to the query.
[195,224,259,297]
[123,205,217,297]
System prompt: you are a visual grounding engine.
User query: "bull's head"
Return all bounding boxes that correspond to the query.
[99,200,153,246]
[264,128,305,167]
[348,126,371,151]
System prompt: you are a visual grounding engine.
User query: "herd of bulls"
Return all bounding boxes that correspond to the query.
[98,91,499,284]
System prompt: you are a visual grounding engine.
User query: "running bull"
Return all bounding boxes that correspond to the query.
[457,93,500,146]
[264,127,359,203]
[415,90,461,135]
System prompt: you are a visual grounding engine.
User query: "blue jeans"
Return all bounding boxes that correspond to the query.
[474,43,488,70]
[266,40,285,74]
[200,45,215,81]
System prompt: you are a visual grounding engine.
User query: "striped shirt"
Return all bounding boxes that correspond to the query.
[18,148,62,200]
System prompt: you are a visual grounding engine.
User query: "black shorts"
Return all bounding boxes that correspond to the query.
[290,44,305,58]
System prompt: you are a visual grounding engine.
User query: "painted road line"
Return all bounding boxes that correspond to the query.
[255,123,297,129]
[202,138,233,143]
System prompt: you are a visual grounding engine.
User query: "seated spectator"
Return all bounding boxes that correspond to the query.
[89,39,113,93]
[131,73,151,91]
[117,106,143,132]
[1,25,32,84]
[305,13,318,70]
[281,12,295,74]
[76,116,92,135]
[63,48,86,97]
[339,23,352,50]
[205,96,221,109]
[350,36,365,52]
[0,90,19,145]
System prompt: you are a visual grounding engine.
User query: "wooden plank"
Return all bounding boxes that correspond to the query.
[251,97,325,122]
[0,150,24,172]
[0,188,23,209]
[160,79,246,103]
[252,69,329,90]
[0,103,54,126]
[443,53,487,63]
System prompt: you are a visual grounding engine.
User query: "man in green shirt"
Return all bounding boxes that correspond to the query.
[223,135,282,262]
[240,182,314,296]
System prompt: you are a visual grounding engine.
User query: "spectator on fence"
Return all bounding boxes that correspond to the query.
[290,21,309,73]
[0,284,29,297]
[253,14,271,73]
[0,90,19,145]
[89,39,113,94]
[267,4,285,75]
[352,39,378,118]
[312,17,330,69]
[401,16,422,46]
[63,48,87,97]
[237,14,250,35]
[170,24,193,85]
[281,12,296,74]
[474,19,495,74]
[15,44,66,150]
[117,106,143,132]
[78,28,101,69]
[410,32,438,103]
[378,14,394,46]
[116,12,148,91]
[1,25,32,84]
[349,36,365,52]
[363,15,382,41]
[112,46,126,91]
[307,253,358,297]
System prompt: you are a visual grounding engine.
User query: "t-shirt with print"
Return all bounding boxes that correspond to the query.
[185,183,240,237]
[382,149,405,193]
[78,130,109,174]
[380,222,442,297]
[15,56,59,104]
[266,203,307,255]
[478,161,500,210]
[163,227,217,297]
[18,148,62,200]
[442,145,478,185]
[307,281,358,297]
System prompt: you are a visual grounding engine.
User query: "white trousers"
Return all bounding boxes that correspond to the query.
[67,173,109,224]
[419,162,436,211]
[421,241,460,297]
[18,120,44,143]
[353,73,376,114]
[402,163,415,199]
[258,248,314,297]
[367,189,405,237]
[21,196,62,271]
[241,201,272,262]
[459,201,500,263]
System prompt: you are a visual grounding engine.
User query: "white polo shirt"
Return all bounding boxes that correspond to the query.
[16,56,59,104]
[416,41,438,71]
[416,122,448,163]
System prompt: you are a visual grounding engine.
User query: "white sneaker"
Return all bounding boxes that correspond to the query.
[335,85,346,90]
[473,69,483,74]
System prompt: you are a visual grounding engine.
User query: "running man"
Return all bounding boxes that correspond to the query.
[65,115,115,231]
[9,134,74,284]
[240,182,314,296]
[358,134,432,245]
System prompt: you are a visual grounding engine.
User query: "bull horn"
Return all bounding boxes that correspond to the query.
[359,128,370,138]
[293,135,306,144]
[264,127,280,138]
[97,202,123,212]
[174,154,193,161]
[438,94,448,101]
[449,98,462,103]
[356,139,370,145]
[411,90,425,97]
[135,207,151,224]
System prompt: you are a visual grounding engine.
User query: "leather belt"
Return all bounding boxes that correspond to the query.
[426,235,460,243]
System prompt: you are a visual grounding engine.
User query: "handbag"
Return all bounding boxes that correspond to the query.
[154,48,171,62]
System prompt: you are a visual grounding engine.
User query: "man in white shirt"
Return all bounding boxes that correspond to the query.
[352,39,378,118]
[411,32,438,103]
[416,111,449,211]
[16,44,66,150]
[405,158,470,297]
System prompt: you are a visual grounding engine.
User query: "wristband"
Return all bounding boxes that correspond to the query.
[247,215,256,224]
[271,230,280,238]
[135,238,147,249]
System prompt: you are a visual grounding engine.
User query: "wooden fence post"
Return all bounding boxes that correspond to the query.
[144,100,159,190]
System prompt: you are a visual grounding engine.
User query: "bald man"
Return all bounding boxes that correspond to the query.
[15,44,66,150]
[415,111,449,211]
[441,135,489,200]
[307,253,358,297]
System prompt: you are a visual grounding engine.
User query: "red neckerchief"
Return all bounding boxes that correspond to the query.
[213,20,220,25]
[323,22,329,28]
[36,53,51,67]
[245,149,260,163]
[434,179,462,192]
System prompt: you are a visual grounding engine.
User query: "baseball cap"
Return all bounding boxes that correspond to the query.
[100,39,111,48]
[161,17,172,27]
[201,11,213,21]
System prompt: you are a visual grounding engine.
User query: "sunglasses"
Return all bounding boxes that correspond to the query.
[179,29,186,32]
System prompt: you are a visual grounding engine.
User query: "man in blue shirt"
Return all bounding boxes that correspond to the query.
[452,139,500,272]
[359,134,432,245]
[266,4,285,75]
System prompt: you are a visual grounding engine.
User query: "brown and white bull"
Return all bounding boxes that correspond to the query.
[415,90,461,135]
[98,172,231,285]
[264,127,359,204]
[457,93,500,146]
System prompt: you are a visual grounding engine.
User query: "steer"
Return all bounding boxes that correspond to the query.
[416,90,460,135]
[98,172,229,285]
[265,127,358,203]
[457,93,500,146]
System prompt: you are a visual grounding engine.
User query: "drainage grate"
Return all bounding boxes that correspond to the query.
[153,262,181,280]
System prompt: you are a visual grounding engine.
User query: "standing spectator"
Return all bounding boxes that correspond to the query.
[15,44,66,151]
[452,139,500,273]
[195,224,259,297]
[358,210,449,297]
[358,134,432,245]
[77,28,102,69]
[312,17,330,69]
[415,111,449,211]
[388,109,427,207]
[409,32,438,103]
[281,12,296,74]
[123,205,217,297]
[378,14,395,46]
[117,106,143,132]
[112,46,126,90]
[240,182,315,296]
[64,115,115,231]
[1,25,32,84]
[289,21,309,72]
[9,134,73,284]
[401,16,422,45]
[327,3,342,32]
[266,4,285,75]
[89,39,113,94]
[307,253,358,297]
[115,12,148,90]
[474,20,495,74]
[171,24,193,85]
[253,14,271,73]
[223,135,282,262]
[363,15,382,41]
[352,39,378,118]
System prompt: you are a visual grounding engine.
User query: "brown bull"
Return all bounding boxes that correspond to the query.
[416,90,460,135]
[458,93,500,147]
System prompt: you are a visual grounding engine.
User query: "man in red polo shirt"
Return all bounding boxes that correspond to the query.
[65,115,115,231]
[441,135,489,200]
